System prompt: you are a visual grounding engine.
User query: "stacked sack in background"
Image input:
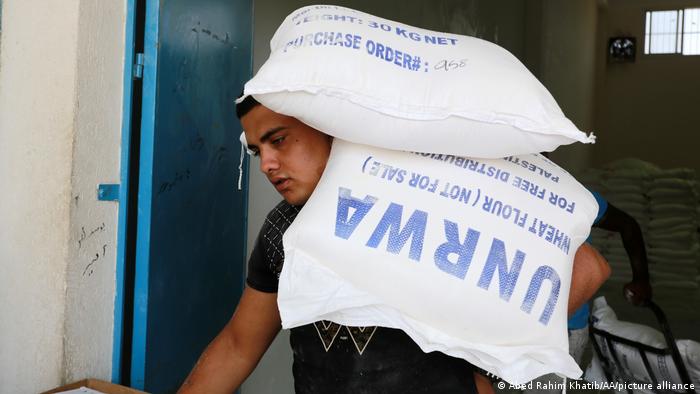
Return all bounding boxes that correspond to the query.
[242,4,600,385]
[647,169,700,287]
[577,159,656,283]
[647,168,700,324]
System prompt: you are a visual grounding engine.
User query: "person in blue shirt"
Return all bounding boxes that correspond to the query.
[525,189,652,393]
[567,190,652,363]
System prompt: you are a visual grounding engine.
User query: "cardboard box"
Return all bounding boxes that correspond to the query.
[41,379,148,394]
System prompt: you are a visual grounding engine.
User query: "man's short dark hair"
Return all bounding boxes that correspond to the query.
[236,94,260,119]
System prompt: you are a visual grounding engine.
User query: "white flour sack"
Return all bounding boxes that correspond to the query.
[242,5,595,158]
[278,139,599,384]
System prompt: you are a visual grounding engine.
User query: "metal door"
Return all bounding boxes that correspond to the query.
[120,0,253,392]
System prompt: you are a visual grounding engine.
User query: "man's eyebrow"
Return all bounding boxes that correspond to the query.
[260,126,287,143]
[247,126,287,151]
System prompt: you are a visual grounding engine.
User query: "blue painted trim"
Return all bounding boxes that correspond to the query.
[112,0,137,384]
[130,0,160,389]
[98,184,120,202]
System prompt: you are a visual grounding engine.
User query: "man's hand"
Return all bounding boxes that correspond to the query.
[623,280,652,306]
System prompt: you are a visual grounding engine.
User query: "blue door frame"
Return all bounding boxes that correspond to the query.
[113,1,253,392]
[112,0,138,384]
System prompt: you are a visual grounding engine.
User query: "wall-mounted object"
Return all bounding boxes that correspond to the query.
[608,37,636,63]
[97,184,120,201]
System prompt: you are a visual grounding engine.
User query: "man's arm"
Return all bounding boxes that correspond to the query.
[178,286,281,394]
[568,243,611,315]
[594,202,652,305]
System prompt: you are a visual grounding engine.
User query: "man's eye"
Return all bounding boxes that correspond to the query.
[272,136,285,145]
[250,150,260,157]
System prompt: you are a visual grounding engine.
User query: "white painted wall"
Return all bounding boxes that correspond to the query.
[0,1,125,392]
[537,0,599,173]
[592,0,700,171]
[62,1,125,384]
[0,1,80,392]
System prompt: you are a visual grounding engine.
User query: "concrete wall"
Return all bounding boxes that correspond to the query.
[62,1,125,384]
[0,1,80,392]
[243,1,527,392]
[534,0,599,173]
[592,0,700,171]
[0,1,125,392]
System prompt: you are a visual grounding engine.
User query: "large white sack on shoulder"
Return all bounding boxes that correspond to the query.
[278,139,599,384]
[242,5,594,158]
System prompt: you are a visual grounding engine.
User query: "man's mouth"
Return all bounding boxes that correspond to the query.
[272,178,291,192]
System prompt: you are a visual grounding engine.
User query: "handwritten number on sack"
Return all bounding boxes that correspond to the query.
[435,59,468,72]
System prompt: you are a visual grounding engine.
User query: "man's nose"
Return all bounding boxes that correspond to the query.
[259,150,280,174]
